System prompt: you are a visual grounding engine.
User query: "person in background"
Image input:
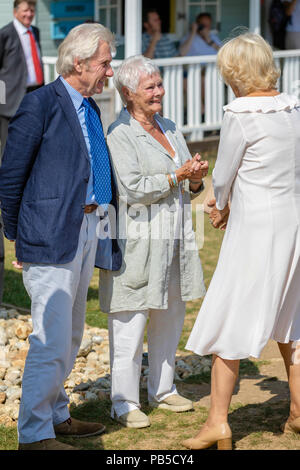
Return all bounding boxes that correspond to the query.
[0,23,121,451]
[179,13,222,122]
[179,12,222,57]
[142,9,178,59]
[283,0,300,49]
[0,0,44,157]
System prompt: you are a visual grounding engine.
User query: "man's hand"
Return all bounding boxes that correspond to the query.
[152,30,162,43]
[199,27,211,43]
[12,260,23,270]
[191,22,199,36]
[8,240,23,269]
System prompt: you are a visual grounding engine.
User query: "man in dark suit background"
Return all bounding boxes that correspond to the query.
[0,22,121,450]
[0,0,44,305]
[0,0,44,157]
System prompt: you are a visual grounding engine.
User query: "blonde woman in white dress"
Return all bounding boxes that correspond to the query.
[183,33,300,450]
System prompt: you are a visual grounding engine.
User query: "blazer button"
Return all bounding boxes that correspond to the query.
[84,177,89,182]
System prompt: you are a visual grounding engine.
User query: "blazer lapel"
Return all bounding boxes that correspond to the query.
[10,23,26,71]
[54,78,90,163]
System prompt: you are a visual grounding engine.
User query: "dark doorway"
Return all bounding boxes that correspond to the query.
[142,0,171,33]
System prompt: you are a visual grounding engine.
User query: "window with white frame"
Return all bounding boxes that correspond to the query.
[186,0,221,30]
[94,0,122,36]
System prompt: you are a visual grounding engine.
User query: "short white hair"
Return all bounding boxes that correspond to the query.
[56,23,116,76]
[114,55,161,104]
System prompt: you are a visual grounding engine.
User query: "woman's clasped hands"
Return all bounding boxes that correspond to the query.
[183,153,209,181]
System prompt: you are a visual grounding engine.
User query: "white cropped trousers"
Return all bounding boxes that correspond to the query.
[108,246,186,418]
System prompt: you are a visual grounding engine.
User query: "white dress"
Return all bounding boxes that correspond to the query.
[186,93,300,360]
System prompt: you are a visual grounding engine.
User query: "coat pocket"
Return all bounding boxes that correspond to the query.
[122,236,150,289]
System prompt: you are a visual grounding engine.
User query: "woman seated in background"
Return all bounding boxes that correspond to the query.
[183,32,300,450]
[99,55,208,429]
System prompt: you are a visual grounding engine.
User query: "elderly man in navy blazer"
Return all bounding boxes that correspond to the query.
[0,23,121,451]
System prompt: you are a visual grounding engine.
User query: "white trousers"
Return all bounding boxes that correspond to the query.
[108,247,186,418]
[18,212,99,443]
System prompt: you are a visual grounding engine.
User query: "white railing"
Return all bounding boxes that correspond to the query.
[43,49,300,142]
[43,56,59,84]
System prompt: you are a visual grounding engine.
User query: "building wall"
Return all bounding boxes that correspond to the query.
[37,0,60,57]
[0,0,14,28]
[1,0,252,56]
[219,0,250,40]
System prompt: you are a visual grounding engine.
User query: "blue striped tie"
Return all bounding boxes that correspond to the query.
[83,98,112,207]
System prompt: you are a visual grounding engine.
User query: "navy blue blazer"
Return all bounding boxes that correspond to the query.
[0,77,122,270]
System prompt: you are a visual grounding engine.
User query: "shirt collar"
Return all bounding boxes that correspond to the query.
[13,18,32,35]
[59,76,84,111]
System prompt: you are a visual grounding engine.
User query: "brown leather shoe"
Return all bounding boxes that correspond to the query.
[54,417,106,438]
[18,438,78,450]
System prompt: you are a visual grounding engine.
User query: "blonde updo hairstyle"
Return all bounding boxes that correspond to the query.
[217,33,280,96]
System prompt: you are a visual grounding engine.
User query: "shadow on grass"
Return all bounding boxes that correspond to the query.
[229,399,290,447]
[227,376,290,448]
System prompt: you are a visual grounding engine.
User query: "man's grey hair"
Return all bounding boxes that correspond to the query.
[56,23,116,76]
[114,55,160,104]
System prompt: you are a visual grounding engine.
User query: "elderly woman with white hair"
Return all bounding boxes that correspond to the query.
[183,33,300,450]
[99,55,208,428]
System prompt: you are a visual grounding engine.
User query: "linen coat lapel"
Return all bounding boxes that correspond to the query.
[54,78,90,163]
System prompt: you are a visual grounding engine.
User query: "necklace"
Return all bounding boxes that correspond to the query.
[131,112,159,132]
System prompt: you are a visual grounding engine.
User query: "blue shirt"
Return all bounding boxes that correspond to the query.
[142,33,178,58]
[180,32,222,56]
[60,76,96,205]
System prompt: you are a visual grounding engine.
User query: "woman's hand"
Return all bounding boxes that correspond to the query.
[209,203,230,230]
[189,154,209,181]
[176,154,208,182]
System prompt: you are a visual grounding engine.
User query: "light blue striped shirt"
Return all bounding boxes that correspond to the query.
[60,76,96,205]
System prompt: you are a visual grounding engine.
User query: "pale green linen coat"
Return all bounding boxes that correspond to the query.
[99,108,206,313]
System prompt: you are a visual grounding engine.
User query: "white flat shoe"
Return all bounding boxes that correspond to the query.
[149,394,193,412]
[113,409,150,428]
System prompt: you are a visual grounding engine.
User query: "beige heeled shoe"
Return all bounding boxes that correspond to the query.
[182,422,232,450]
[282,417,300,434]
